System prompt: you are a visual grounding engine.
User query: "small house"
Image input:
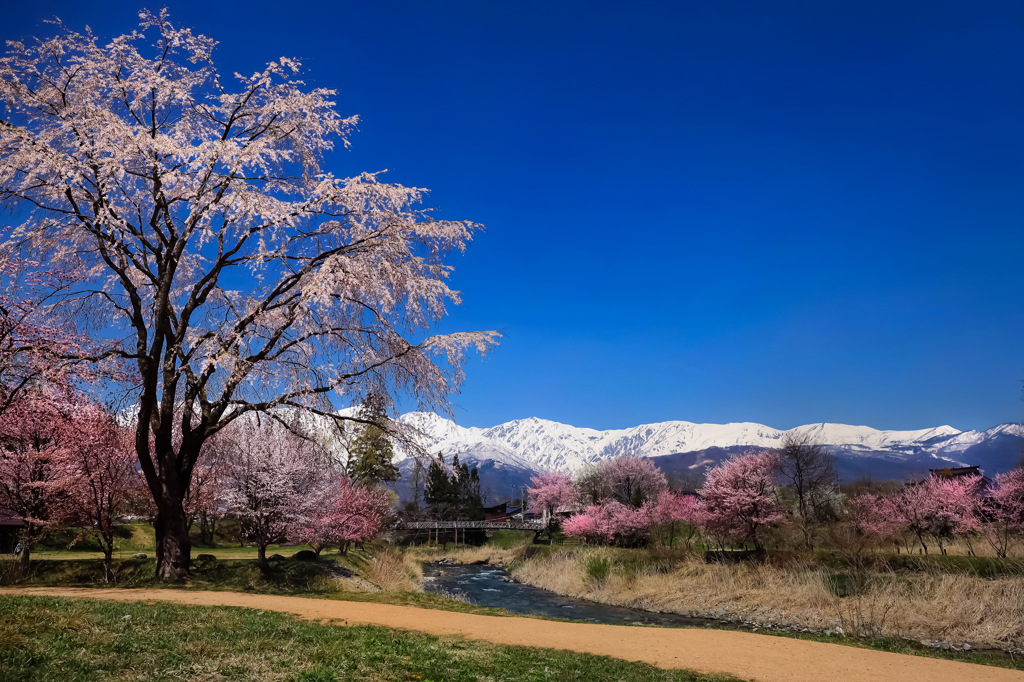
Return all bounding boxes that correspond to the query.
[0,516,23,554]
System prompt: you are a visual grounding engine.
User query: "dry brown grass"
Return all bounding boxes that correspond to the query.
[925,537,1024,559]
[364,546,421,592]
[405,536,532,567]
[511,547,1024,648]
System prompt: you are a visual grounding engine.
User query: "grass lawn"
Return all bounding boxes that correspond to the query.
[30,545,320,561]
[33,521,317,561]
[0,595,732,682]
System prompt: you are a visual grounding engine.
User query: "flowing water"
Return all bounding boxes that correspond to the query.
[422,562,716,627]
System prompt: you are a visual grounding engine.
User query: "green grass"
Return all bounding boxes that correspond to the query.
[40,522,157,553]
[737,626,1024,671]
[34,521,315,561]
[0,595,733,682]
[0,553,537,619]
[486,529,533,549]
[585,555,611,582]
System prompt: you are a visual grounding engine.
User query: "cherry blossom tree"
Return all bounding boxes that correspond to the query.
[292,477,391,555]
[217,417,331,571]
[184,458,225,547]
[562,507,605,544]
[883,475,981,556]
[0,258,98,418]
[562,499,656,547]
[846,493,900,546]
[980,469,1024,558]
[698,451,786,551]
[0,13,498,579]
[64,403,145,581]
[574,454,667,508]
[526,471,577,531]
[926,475,982,555]
[649,490,701,550]
[0,386,78,574]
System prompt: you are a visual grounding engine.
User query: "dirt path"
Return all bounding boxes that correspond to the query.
[3,587,1021,682]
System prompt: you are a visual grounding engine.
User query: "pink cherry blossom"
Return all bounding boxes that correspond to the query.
[292,477,391,554]
[0,13,497,579]
[697,451,786,551]
[527,471,577,530]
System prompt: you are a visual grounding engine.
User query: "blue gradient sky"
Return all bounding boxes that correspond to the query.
[5,1,1023,431]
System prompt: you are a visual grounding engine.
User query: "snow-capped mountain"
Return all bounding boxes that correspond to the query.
[392,412,1024,502]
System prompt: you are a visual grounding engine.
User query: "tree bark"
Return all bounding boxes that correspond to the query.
[256,543,270,574]
[101,530,115,583]
[154,503,192,581]
[18,545,30,577]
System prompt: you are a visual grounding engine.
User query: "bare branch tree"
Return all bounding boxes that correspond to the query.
[778,432,839,550]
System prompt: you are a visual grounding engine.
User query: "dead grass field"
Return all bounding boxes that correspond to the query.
[511,547,1024,649]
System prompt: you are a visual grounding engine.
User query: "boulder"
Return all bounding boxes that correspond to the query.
[194,553,217,566]
[132,553,147,560]
[292,550,318,561]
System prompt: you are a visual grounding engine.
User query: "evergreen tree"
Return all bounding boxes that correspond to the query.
[425,454,457,520]
[422,453,484,521]
[461,467,485,521]
[347,395,399,487]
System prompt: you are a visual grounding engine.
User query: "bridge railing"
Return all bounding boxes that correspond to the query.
[394,520,544,532]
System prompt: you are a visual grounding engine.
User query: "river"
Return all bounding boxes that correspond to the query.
[422,562,717,627]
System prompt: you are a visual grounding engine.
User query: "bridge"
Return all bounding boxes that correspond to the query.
[393,519,545,532]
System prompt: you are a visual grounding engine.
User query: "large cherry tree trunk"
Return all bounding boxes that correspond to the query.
[153,497,192,581]
[140,429,203,581]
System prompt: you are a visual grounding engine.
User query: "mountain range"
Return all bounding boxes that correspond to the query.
[391,413,1024,503]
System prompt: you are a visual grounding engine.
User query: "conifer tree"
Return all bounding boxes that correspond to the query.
[347,395,399,487]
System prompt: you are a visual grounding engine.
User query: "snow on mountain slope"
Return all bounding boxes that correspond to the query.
[392,412,1019,475]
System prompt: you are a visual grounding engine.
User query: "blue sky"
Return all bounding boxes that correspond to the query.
[5,1,1024,432]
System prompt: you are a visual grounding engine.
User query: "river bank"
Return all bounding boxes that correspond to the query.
[504,545,1024,656]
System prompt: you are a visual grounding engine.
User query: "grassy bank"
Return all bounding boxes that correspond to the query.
[0,546,532,619]
[510,546,1024,652]
[0,595,730,682]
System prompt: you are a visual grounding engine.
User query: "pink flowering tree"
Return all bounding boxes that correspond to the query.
[926,475,982,555]
[0,258,102,419]
[562,500,655,547]
[848,493,896,539]
[562,508,605,544]
[884,475,981,556]
[527,471,578,532]
[217,418,332,571]
[184,458,226,548]
[598,454,669,508]
[292,478,391,555]
[698,451,786,552]
[0,387,78,574]
[649,490,702,550]
[0,12,498,580]
[979,470,1024,558]
[64,404,146,581]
